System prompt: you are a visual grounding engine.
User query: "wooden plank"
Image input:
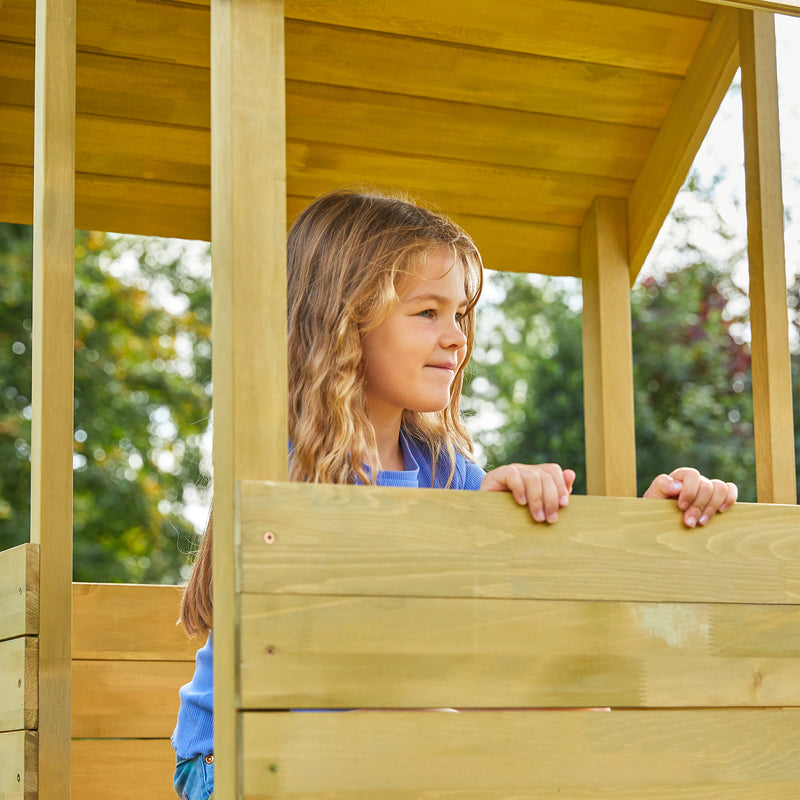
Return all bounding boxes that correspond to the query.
[238,482,800,603]
[0,24,682,129]
[284,20,680,128]
[71,659,194,738]
[0,638,37,732]
[286,81,656,182]
[581,197,637,496]
[0,0,713,74]
[241,709,800,797]
[240,595,800,709]
[287,142,630,229]
[702,0,800,14]
[285,0,709,75]
[0,544,38,642]
[72,583,198,661]
[0,730,37,800]
[29,1,74,799]
[211,1,287,797]
[71,739,175,800]
[628,6,740,274]
[739,10,797,504]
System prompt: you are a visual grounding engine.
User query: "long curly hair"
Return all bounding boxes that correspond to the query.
[180,189,484,636]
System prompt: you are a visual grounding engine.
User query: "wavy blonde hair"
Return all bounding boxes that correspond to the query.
[288,189,483,485]
[181,189,483,636]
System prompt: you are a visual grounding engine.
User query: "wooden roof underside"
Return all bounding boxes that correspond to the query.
[0,0,754,278]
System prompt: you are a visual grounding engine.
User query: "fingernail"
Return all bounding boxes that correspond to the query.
[533,510,545,522]
[518,494,527,505]
[670,481,683,493]
[678,499,689,510]
[699,515,709,526]
[686,516,697,528]
[559,494,569,507]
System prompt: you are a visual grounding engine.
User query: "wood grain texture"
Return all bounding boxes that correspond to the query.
[71,659,194,738]
[241,709,800,797]
[30,1,74,797]
[238,482,800,603]
[285,0,708,74]
[240,594,800,709]
[739,9,797,504]
[211,1,287,797]
[71,739,176,800]
[0,730,37,800]
[72,583,198,661]
[0,637,37,732]
[0,544,38,641]
[580,197,637,496]
[628,5,739,272]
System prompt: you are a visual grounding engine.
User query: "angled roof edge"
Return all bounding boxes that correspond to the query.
[699,0,800,15]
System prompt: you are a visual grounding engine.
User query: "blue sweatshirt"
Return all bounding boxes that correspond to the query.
[171,432,485,759]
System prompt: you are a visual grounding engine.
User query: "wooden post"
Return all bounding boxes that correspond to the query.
[30,0,75,797]
[210,0,288,796]
[581,196,637,497]
[739,10,797,504]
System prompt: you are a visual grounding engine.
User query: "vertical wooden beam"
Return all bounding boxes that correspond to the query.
[739,10,797,504]
[211,0,287,796]
[581,197,637,497]
[30,0,75,797]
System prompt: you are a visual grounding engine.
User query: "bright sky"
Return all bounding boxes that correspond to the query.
[641,14,800,288]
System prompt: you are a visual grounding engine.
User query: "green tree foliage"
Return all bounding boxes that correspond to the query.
[466,257,798,503]
[0,223,211,583]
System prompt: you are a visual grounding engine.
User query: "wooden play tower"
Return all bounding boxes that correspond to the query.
[1,0,800,797]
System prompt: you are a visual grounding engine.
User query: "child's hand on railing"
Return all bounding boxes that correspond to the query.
[480,463,576,524]
[642,467,738,528]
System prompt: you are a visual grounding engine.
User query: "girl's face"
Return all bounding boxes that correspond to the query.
[361,249,468,427]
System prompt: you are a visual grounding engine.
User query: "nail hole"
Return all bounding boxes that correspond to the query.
[265,645,276,656]
[264,531,276,544]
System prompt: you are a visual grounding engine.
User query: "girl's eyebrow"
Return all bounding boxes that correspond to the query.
[404,291,469,309]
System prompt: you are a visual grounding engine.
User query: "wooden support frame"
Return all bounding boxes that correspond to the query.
[581,197,637,497]
[210,0,287,796]
[739,9,797,504]
[29,0,75,797]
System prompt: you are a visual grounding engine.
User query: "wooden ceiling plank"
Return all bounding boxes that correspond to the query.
[286,0,708,74]
[2,27,679,132]
[286,141,631,228]
[627,6,739,276]
[286,21,680,128]
[287,81,655,181]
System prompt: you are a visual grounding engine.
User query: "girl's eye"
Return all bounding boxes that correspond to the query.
[418,309,435,319]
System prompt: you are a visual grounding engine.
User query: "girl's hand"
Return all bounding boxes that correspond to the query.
[480,463,576,523]
[643,467,738,528]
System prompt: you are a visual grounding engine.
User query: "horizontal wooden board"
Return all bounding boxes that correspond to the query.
[0,730,36,800]
[239,595,800,710]
[238,482,800,603]
[71,738,176,800]
[284,20,680,128]
[0,637,36,732]
[0,24,681,129]
[0,0,710,74]
[241,709,800,797]
[72,583,200,660]
[287,143,630,228]
[286,0,708,74]
[285,81,655,181]
[0,544,38,641]
[71,658,194,738]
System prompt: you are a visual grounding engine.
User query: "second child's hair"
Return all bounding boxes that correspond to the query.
[180,189,484,636]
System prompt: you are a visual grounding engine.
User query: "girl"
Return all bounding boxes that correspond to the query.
[172,189,737,799]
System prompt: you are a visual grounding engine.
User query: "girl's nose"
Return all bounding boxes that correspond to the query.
[441,318,467,349]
